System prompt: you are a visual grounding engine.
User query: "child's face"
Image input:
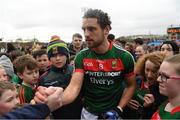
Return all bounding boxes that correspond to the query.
[50,54,67,68]
[0,89,19,116]
[0,68,9,82]
[36,54,50,71]
[18,67,39,85]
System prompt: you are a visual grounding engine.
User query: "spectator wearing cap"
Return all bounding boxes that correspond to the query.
[0,55,14,82]
[38,36,83,119]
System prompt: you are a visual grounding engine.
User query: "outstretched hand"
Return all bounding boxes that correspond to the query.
[46,87,64,112]
[34,86,64,112]
[34,86,62,104]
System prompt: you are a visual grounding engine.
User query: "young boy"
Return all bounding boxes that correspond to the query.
[39,37,82,119]
[14,55,39,104]
[0,65,9,82]
[32,49,50,76]
[151,54,180,119]
[0,81,20,116]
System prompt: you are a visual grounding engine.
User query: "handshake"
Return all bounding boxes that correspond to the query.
[33,86,64,112]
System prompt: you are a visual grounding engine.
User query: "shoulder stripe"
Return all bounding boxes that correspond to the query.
[19,87,26,104]
[113,44,135,63]
[74,68,84,73]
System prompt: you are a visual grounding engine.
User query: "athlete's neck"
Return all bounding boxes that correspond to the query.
[93,39,110,54]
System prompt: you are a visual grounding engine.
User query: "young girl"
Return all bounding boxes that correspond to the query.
[123,52,167,119]
[152,54,180,119]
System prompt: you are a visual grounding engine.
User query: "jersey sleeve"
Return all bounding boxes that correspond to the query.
[74,52,84,73]
[122,51,135,77]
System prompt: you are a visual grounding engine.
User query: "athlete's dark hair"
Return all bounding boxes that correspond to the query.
[83,8,112,30]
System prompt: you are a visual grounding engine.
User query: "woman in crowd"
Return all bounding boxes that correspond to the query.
[123,52,167,119]
[152,54,180,119]
[135,45,147,60]
[160,40,179,57]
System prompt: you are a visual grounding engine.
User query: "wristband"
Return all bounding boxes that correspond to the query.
[117,106,123,112]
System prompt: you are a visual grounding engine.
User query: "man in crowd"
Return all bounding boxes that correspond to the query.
[68,33,84,56]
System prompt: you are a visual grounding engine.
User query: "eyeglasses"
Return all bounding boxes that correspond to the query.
[157,72,180,82]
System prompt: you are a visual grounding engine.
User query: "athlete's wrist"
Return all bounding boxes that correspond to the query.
[117,106,123,112]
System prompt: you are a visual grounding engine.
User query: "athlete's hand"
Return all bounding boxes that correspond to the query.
[34,86,58,103]
[101,107,123,120]
[46,87,64,112]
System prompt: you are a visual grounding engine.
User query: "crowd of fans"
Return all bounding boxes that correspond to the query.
[0,8,180,119]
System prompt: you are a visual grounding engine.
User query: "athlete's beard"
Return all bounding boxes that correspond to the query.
[86,34,105,49]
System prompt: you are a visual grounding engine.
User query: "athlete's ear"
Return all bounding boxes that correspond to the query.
[104,25,110,36]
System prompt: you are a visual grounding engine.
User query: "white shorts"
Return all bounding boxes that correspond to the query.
[81,107,98,120]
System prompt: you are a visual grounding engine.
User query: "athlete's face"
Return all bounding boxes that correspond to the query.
[82,18,106,49]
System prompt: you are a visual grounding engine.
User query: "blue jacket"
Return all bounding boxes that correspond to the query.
[0,104,50,119]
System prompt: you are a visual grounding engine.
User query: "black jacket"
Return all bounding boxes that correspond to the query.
[0,104,50,119]
[39,65,83,119]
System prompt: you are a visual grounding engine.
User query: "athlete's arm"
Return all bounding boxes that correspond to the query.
[62,71,84,106]
[118,74,136,109]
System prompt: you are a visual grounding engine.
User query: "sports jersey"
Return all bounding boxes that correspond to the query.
[151,102,180,119]
[18,83,36,104]
[75,43,135,114]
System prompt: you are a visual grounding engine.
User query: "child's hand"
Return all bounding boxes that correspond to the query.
[30,99,36,104]
[143,94,155,107]
[128,99,140,110]
[34,86,48,103]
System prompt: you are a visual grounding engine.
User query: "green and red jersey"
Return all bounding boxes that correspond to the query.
[151,102,180,119]
[75,43,135,114]
[18,83,36,104]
